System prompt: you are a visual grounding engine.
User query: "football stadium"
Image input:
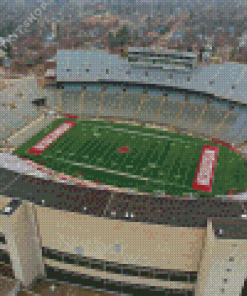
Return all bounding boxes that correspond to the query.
[12,117,247,198]
[0,49,247,296]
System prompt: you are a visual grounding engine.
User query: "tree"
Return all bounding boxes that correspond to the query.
[159,26,170,35]
[107,31,116,50]
[115,25,130,46]
[133,30,139,42]
[1,42,12,59]
[231,46,238,59]
[107,25,131,50]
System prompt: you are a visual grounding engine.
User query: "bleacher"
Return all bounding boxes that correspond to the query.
[84,91,102,114]
[49,82,247,148]
[216,106,247,145]
[178,100,205,129]
[101,92,122,116]
[158,97,182,125]
[118,92,142,117]
[62,91,79,114]
[137,96,162,121]
[0,104,40,142]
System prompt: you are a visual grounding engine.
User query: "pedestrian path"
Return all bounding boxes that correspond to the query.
[0,153,52,179]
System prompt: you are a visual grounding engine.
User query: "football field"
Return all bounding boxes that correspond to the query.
[13,118,247,197]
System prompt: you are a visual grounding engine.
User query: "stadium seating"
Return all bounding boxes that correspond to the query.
[100,92,122,115]
[158,96,183,125]
[216,106,245,144]
[179,102,205,130]
[12,79,247,200]
[82,91,102,115]
[195,102,226,136]
[62,91,81,114]
[54,83,247,148]
[117,94,142,118]
[137,96,162,121]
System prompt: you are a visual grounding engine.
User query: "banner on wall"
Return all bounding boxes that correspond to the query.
[192,146,219,193]
[27,121,76,155]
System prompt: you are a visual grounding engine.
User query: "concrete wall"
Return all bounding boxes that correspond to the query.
[36,206,205,272]
[2,202,44,288]
[196,220,247,296]
[1,196,247,295]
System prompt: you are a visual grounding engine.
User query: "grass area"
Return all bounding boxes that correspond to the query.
[13,119,247,197]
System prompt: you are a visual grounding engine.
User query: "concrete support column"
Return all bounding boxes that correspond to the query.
[117,87,126,115]
[195,219,247,296]
[156,90,167,116]
[3,201,44,288]
[135,87,147,116]
[211,108,231,138]
[79,88,85,116]
[195,98,209,126]
[175,93,189,120]
[99,85,107,113]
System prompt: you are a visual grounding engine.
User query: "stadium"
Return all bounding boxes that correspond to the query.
[0,49,247,296]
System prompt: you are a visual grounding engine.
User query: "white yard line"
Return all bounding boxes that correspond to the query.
[55,159,189,189]
[89,125,203,146]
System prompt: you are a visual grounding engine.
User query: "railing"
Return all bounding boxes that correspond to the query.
[0,241,15,279]
[43,263,195,295]
[42,247,197,284]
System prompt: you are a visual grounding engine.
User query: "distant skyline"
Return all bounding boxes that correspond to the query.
[5,0,247,6]
[3,0,247,13]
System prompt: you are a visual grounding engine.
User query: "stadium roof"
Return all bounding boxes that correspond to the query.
[57,49,247,104]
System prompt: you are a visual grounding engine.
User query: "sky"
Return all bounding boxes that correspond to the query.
[5,0,246,6]
[3,0,247,17]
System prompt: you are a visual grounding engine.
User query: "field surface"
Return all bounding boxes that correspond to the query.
[13,118,247,197]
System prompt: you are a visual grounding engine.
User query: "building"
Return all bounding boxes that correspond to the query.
[44,69,56,86]
[0,193,247,295]
[127,46,198,72]
[200,45,213,63]
[201,51,212,63]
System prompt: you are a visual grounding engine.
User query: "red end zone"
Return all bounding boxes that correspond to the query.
[192,146,219,193]
[27,121,76,155]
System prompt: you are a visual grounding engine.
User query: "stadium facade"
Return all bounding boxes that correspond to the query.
[0,49,247,295]
[127,47,198,71]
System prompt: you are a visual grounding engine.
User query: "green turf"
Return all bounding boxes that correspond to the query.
[13,118,247,197]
